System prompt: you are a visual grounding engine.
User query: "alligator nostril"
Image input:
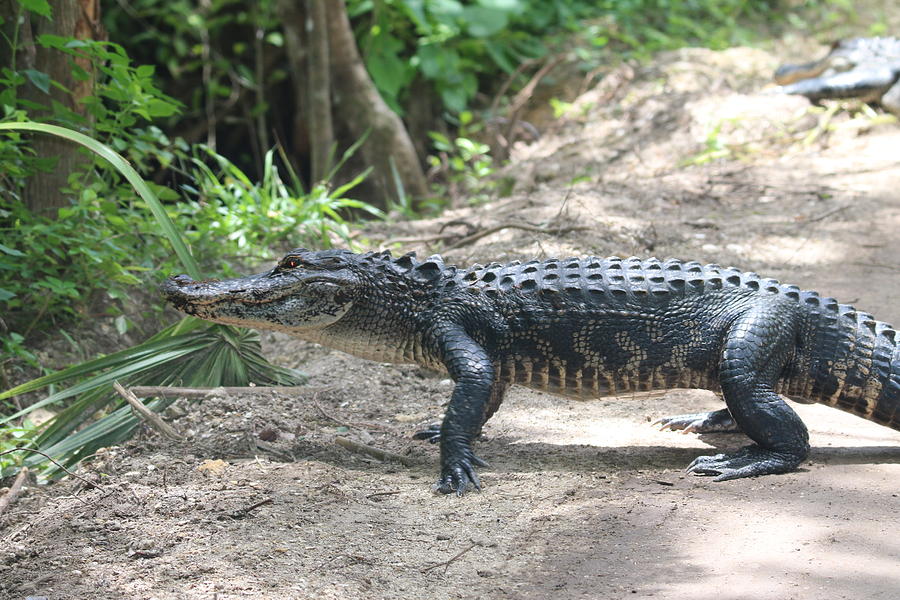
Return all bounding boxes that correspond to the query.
[170,274,195,286]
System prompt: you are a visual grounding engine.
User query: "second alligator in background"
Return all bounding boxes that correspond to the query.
[774,37,900,116]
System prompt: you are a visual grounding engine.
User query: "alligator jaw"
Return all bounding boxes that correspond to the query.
[774,59,829,85]
[162,272,290,307]
[161,270,355,332]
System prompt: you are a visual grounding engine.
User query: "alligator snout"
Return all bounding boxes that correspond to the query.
[161,274,222,302]
[161,273,262,308]
[167,274,195,287]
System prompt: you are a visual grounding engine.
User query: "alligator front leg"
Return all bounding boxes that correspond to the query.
[688,304,810,481]
[413,381,509,444]
[429,325,498,495]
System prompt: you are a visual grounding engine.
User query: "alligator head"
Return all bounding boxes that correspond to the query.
[162,248,362,334]
[774,39,859,86]
[774,38,900,84]
[773,37,900,110]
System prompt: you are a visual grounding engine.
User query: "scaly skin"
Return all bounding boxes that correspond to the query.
[774,37,900,116]
[162,249,900,495]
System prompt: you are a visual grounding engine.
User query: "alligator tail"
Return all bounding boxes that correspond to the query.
[784,296,900,431]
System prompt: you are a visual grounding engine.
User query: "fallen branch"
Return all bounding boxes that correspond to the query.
[849,261,900,272]
[366,490,402,500]
[113,381,182,441]
[334,436,415,467]
[442,222,592,252]
[313,394,355,429]
[127,385,331,399]
[0,467,28,519]
[381,232,460,246]
[223,497,274,520]
[488,57,540,117]
[800,204,849,224]
[420,542,480,574]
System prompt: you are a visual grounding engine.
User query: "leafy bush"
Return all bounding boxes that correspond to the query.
[0,122,303,478]
[0,9,378,349]
[427,111,494,203]
[179,144,383,269]
[351,0,591,115]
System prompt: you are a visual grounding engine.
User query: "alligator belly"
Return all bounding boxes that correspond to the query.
[498,358,718,400]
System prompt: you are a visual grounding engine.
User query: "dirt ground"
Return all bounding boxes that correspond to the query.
[3,38,900,600]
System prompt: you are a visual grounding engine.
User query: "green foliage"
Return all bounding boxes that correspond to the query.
[427,111,494,202]
[0,120,200,342]
[577,0,784,58]
[0,420,40,476]
[0,320,302,477]
[0,123,302,478]
[179,144,383,265]
[679,120,733,167]
[0,8,196,342]
[0,196,138,327]
[350,0,788,118]
[102,0,287,168]
[351,0,586,114]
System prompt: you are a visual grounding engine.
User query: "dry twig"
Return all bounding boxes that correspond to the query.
[442,221,592,252]
[127,385,332,399]
[223,497,274,520]
[113,381,182,441]
[313,394,355,429]
[311,394,390,432]
[0,467,28,518]
[420,542,480,574]
[366,490,402,500]
[334,436,415,467]
[800,204,849,224]
[0,448,101,490]
[502,55,565,150]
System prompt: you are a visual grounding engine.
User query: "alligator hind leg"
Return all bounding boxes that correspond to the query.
[688,304,810,481]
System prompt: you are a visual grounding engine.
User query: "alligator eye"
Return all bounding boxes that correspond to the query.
[283,258,301,269]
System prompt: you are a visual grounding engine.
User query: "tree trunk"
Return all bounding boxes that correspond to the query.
[306,0,333,183]
[2,0,102,216]
[276,0,310,180]
[325,0,428,204]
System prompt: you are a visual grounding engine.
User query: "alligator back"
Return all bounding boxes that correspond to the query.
[457,256,900,431]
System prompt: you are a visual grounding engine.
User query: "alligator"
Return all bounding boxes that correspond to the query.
[163,249,900,495]
[774,37,900,116]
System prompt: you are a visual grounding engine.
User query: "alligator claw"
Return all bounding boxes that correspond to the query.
[654,408,741,434]
[412,423,442,444]
[433,460,483,496]
[687,445,803,481]
[433,448,488,496]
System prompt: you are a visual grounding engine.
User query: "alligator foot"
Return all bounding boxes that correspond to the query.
[433,451,489,496]
[654,408,741,433]
[686,445,804,481]
[412,423,442,444]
